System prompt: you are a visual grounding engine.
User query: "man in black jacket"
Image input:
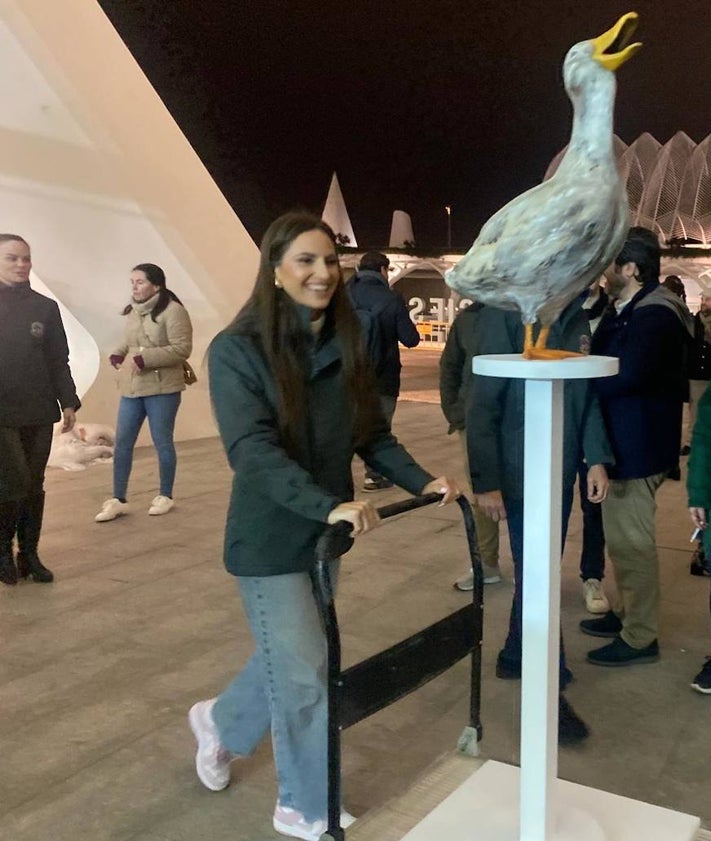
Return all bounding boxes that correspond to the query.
[348,252,420,491]
[0,234,80,585]
[582,228,694,665]
[439,303,502,587]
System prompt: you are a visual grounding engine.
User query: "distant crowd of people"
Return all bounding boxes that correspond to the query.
[2,220,711,839]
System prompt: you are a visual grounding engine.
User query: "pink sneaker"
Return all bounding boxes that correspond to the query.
[188,699,232,791]
[273,804,356,840]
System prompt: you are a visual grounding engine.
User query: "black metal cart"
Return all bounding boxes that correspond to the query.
[311,493,484,841]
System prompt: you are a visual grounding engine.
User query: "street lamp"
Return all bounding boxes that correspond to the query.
[445,205,452,250]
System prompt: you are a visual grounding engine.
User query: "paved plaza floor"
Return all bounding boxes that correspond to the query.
[2,349,710,840]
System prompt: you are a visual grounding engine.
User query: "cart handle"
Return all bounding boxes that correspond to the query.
[314,492,445,566]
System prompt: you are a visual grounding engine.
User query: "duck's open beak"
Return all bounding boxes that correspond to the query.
[592,12,642,71]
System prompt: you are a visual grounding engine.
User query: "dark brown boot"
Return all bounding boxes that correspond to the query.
[0,500,19,586]
[16,493,53,583]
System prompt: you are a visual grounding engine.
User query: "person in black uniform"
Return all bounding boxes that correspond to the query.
[0,234,80,585]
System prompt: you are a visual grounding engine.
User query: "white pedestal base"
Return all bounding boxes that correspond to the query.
[400,761,700,841]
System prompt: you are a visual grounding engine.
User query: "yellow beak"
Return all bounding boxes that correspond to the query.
[592,11,642,71]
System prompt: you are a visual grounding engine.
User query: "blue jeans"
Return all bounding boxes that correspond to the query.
[500,488,574,688]
[212,563,340,822]
[113,393,181,499]
[578,462,606,581]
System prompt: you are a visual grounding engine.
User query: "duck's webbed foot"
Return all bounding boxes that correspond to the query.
[522,324,583,360]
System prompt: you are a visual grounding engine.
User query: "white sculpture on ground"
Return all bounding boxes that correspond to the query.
[47,423,114,472]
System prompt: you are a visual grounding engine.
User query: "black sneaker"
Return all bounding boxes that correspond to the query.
[363,477,394,492]
[691,658,711,694]
[579,611,622,638]
[587,637,659,667]
[689,546,711,577]
[558,695,589,745]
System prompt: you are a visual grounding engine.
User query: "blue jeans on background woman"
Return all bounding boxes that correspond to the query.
[113,393,181,499]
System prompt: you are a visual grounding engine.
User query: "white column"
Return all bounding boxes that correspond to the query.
[520,377,563,840]
[473,354,618,841]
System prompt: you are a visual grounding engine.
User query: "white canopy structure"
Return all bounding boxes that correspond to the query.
[389,210,415,248]
[0,0,259,441]
[321,172,357,247]
[546,131,711,245]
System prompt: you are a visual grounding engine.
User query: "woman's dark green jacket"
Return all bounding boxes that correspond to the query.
[209,312,433,577]
[688,384,711,509]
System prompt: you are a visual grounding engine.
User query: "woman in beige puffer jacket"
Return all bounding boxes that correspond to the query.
[94,263,193,523]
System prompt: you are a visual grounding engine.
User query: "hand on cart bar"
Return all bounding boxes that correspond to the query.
[327,477,460,536]
[421,475,460,505]
[327,500,381,535]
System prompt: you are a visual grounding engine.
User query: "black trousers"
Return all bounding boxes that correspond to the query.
[0,425,53,503]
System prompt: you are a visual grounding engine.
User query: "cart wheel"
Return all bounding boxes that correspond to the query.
[457,725,480,757]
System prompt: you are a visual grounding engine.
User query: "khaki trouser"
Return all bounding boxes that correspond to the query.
[601,472,666,648]
[457,430,500,567]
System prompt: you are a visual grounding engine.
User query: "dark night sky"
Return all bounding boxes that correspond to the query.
[97,1,711,249]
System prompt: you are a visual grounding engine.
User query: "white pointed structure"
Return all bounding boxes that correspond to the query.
[321,172,357,247]
[389,210,415,248]
[0,0,259,441]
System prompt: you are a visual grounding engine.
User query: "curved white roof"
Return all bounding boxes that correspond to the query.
[545,131,711,244]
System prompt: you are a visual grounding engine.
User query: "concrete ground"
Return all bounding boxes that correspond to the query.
[2,348,710,841]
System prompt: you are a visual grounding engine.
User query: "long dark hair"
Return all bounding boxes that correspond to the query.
[226,212,380,456]
[122,263,183,321]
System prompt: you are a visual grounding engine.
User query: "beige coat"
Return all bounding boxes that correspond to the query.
[112,297,193,397]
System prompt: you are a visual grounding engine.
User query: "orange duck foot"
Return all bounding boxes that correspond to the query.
[522,324,584,360]
[522,347,584,360]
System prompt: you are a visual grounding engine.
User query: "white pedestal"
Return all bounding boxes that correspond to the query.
[400,760,701,841]
[471,355,619,839]
[399,353,701,839]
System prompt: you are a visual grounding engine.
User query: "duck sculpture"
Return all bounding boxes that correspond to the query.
[446,12,642,359]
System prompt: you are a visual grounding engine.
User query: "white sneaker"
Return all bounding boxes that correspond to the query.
[148,495,174,516]
[583,578,610,614]
[454,564,502,591]
[273,804,356,841]
[188,699,232,791]
[94,498,129,522]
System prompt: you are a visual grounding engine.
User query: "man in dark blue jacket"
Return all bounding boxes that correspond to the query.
[582,228,694,666]
[0,234,79,586]
[348,252,420,491]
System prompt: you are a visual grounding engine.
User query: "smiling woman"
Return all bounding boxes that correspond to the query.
[274,229,341,316]
[189,211,460,839]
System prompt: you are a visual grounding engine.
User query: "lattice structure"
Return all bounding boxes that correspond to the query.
[545,131,711,244]
[670,135,711,243]
[638,132,696,240]
[622,133,662,223]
